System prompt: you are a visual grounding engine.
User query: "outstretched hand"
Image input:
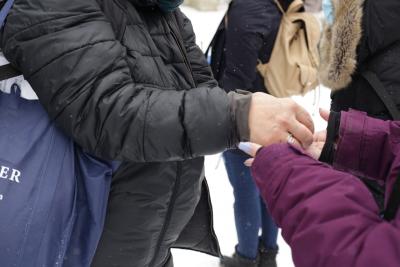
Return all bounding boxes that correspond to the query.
[238,142,261,167]
[248,93,314,149]
[305,109,329,160]
[240,109,330,166]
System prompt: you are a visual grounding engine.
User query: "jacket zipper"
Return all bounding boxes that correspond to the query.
[165,14,197,88]
[148,162,182,267]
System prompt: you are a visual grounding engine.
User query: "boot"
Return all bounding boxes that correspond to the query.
[258,247,278,267]
[220,252,259,267]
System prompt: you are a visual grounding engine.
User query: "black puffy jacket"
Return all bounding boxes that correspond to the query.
[320,0,400,120]
[0,0,247,266]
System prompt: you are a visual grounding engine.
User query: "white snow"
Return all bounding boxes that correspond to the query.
[173,5,331,267]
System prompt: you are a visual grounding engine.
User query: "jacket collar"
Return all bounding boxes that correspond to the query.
[319,0,365,91]
[128,0,158,7]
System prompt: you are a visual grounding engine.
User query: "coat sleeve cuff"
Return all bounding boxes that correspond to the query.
[319,111,340,164]
[333,110,367,174]
[228,91,251,143]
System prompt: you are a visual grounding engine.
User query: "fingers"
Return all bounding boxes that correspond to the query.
[244,158,254,167]
[288,119,314,148]
[319,108,330,122]
[287,134,301,147]
[294,103,315,133]
[238,142,262,157]
[314,130,327,143]
[305,141,325,160]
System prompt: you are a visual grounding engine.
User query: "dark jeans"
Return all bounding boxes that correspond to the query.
[223,149,278,260]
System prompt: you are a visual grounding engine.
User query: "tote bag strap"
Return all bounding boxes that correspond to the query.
[0,0,14,27]
[361,70,400,221]
[361,71,400,120]
[0,0,22,81]
[0,63,22,81]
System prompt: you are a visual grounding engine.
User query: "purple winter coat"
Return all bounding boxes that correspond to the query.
[251,110,400,267]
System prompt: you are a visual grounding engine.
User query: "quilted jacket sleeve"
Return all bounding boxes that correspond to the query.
[175,9,251,141]
[333,110,400,181]
[251,144,400,267]
[1,0,237,162]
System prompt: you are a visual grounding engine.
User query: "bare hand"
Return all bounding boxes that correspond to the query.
[248,93,314,149]
[240,109,331,166]
[238,142,262,167]
[304,109,329,160]
[305,131,326,160]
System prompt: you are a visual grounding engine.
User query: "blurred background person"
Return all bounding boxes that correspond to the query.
[319,0,400,128]
[318,0,400,206]
[207,0,295,266]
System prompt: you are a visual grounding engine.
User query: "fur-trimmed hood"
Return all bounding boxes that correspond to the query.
[319,0,365,91]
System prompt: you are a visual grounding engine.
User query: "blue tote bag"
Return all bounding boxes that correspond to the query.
[0,85,114,267]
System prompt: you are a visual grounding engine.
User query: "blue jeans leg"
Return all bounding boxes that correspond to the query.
[223,150,260,259]
[223,150,279,259]
[260,197,278,250]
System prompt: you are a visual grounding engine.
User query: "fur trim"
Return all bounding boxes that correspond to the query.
[319,0,365,90]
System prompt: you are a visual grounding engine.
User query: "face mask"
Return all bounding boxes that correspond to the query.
[158,0,184,13]
[322,0,334,25]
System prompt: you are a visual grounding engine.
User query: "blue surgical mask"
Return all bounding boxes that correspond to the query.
[158,0,184,13]
[322,0,334,25]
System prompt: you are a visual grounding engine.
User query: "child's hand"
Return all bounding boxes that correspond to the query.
[305,109,329,160]
[238,142,262,167]
[305,130,326,160]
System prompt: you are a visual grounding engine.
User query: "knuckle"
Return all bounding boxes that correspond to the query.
[276,116,289,128]
[271,124,280,132]
[305,134,314,145]
[286,99,297,109]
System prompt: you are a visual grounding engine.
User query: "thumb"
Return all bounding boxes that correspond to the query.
[244,158,255,167]
[319,108,330,122]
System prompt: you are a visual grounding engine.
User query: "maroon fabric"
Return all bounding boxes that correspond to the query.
[251,110,400,267]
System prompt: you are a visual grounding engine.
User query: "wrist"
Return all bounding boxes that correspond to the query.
[228,91,252,146]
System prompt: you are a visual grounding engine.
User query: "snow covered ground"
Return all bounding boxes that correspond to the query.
[173,5,331,267]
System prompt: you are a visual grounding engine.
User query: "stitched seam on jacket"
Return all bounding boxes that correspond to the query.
[6,12,107,42]
[180,91,191,157]
[142,91,153,161]
[93,80,133,158]
[358,115,368,176]
[111,0,128,41]
[126,50,162,57]
[25,39,116,79]
[50,60,120,123]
